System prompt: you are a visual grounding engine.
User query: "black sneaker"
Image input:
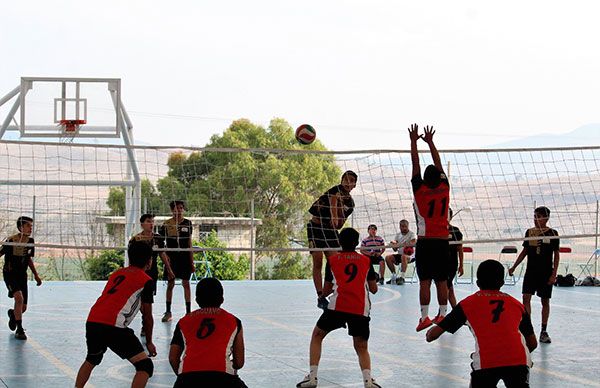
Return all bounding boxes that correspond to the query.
[15,329,27,340]
[7,309,16,331]
[540,331,551,344]
[317,296,329,310]
[378,278,384,285]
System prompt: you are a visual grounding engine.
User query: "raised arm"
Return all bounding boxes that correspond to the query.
[409,123,421,178]
[422,126,444,173]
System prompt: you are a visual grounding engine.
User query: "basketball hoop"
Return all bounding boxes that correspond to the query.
[59,119,86,133]
[58,119,86,143]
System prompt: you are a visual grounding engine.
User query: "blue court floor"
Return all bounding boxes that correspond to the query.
[1,280,599,387]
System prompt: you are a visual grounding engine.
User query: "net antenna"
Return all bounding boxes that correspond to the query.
[0,77,141,263]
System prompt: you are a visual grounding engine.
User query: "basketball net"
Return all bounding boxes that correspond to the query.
[58,119,85,143]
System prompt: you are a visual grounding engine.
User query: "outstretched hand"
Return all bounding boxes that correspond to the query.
[422,125,435,144]
[408,123,420,142]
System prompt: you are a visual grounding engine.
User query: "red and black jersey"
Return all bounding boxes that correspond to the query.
[87,267,153,328]
[439,290,534,370]
[327,251,377,317]
[412,174,450,238]
[1,234,35,273]
[171,308,242,375]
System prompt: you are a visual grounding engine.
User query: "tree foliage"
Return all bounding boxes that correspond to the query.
[193,231,249,280]
[85,250,125,280]
[107,118,341,279]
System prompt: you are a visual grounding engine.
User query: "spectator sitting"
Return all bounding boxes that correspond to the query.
[360,224,386,285]
[385,220,417,285]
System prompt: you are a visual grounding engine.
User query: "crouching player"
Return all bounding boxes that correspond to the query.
[169,277,247,388]
[297,228,381,388]
[426,260,537,388]
[75,241,157,388]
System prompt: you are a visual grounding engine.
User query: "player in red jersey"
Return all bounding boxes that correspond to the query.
[1,216,42,340]
[75,241,157,388]
[409,124,451,331]
[169,277,247,388]
[426,260,537,388]
[297,228,381,388]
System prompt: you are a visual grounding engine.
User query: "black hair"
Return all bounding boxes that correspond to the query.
[16,216,33,231]
[476,259,505,290]
[367,224,377,230]
[127,240,153,268]
[339,228,360,251]
[534,206,551,218]
[423,165,442,188]
[341,170,358,181]
[140,213,155,223]
[196,277,224,308]
[169,200,186,211]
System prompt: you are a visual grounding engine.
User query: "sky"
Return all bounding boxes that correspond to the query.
[1,1,599,150]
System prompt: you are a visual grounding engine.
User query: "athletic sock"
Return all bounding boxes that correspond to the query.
[166,302,172,313]
[309,365,318,379]
[15,320,22,331]
[185,302,191,314]
[541,324,547,332]
[361,369,372,381]
[420,305,429,319]
[439,305,448,316]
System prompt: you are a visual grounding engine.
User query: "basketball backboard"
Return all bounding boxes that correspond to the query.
[17,77,123,138]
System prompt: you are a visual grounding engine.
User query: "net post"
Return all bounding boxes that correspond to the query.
[250,198,255,280]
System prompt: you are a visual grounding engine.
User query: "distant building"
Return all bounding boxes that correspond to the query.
[96,216,262,255]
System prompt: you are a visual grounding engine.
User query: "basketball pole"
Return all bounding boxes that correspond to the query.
[595,200,599,277]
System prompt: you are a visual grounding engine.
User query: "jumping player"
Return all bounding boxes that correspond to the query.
[1,216,42,340]
[75,241,157,388]
[508,206,560,344]
[129,213,175,336]
[297,228,381,388]
[427,260,537,388]
[159,200,195,321]
[307,171,357,309]
[409,124,450,331]
[169,278,247,388]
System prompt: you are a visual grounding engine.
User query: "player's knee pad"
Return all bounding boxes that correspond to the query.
[86,353,103,366]
[134,358,154,377]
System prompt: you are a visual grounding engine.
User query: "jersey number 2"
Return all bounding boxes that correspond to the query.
[489,300,505,323]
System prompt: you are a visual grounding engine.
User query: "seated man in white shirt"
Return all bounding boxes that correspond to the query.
[385,220,417,285]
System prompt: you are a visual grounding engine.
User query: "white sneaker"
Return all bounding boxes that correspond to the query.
[364,378,382,388]
[297,375,318,388]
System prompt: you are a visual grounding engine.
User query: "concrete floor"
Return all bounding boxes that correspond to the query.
[1,279,599,387]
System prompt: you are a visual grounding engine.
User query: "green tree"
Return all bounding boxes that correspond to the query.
[85,250,125,280]
[193,231,249,280]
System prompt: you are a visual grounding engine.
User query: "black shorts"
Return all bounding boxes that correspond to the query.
[368,256,384,265]
[165,253,193,280]
[85,322,145,363]
[3,271,28,304]
[316,309,370,340]
[390,253,416,265]
[307,221,340,250]
[471,365,530,388]
[174,372,248,388]
[415,239,449,282]
[522,273,553,299]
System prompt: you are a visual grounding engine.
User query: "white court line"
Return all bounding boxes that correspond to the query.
[27,336,95,388]
[372,286,402,305]
[251,315,470,385]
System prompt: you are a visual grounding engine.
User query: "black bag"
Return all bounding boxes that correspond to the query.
[555,274,576,287]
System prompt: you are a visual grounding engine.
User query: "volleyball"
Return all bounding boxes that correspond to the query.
[403,246,414,255]
[295,124,316,145]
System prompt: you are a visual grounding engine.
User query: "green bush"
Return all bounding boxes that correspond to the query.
[86,250,124,280]
[194,231,249,280]
[256,253,312,280]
